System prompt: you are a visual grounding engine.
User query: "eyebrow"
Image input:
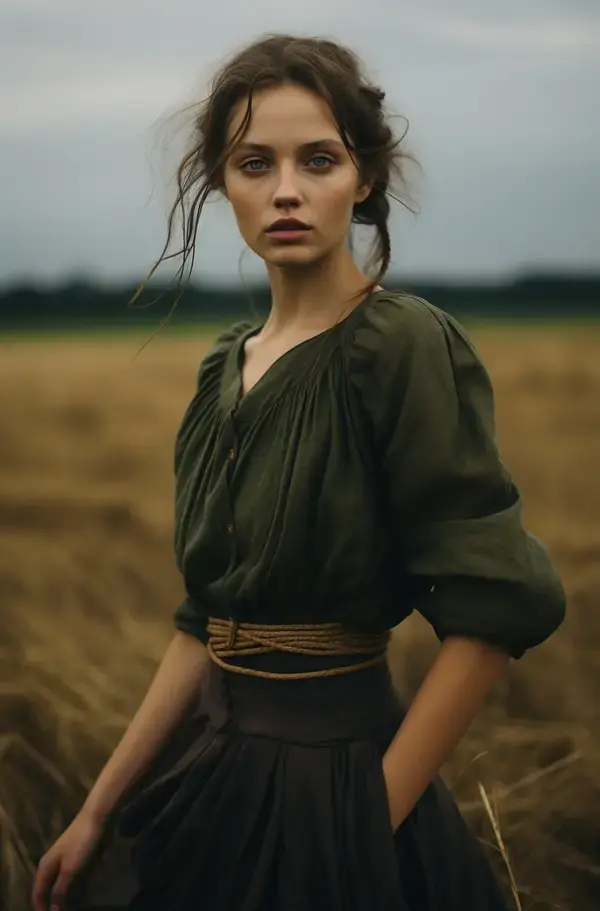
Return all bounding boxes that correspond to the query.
[233,138,345,155]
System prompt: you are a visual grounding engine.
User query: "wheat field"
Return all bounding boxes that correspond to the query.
[1,324,599,911]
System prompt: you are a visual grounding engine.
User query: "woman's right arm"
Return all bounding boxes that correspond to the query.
[81,629,209,825]
[32,631,209,911]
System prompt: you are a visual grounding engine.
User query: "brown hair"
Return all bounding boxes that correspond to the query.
[132,33,419,333]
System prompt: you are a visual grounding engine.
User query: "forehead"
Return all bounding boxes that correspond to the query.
[227,83,341,148]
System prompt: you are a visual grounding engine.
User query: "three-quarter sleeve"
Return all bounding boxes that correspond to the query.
[348,294,566,658]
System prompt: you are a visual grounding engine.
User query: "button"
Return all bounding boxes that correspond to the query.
[226,523,234,534]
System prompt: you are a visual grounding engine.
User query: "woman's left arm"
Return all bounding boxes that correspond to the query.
[348,297,566,825]
[383,636,509,830]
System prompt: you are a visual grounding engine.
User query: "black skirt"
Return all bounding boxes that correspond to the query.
[75,655,508,911]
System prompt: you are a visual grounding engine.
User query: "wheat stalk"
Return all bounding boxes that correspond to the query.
[478,781,523,911]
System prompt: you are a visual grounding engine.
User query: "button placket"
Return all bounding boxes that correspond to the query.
[223,412,240,550]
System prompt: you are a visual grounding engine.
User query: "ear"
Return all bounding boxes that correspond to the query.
[354,178,373,206]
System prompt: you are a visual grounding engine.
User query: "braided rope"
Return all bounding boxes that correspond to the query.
[206,617,390,680]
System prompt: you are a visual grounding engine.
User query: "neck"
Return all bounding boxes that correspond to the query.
[263,248,375,336]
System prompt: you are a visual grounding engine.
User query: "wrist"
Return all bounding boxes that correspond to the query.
[79,798,115,828]
[381,753,417,831]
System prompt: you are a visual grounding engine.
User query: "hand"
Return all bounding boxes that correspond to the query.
[31,812,106,911]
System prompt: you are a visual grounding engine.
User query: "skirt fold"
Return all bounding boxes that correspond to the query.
[76,659,508,911]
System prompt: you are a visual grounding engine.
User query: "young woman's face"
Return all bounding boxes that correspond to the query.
[222,84,372,269]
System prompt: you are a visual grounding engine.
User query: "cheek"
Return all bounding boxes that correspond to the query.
[319,177,359,225]
[224,176,261,233]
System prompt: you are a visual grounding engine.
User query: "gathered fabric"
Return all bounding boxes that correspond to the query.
[173,291,565,659]
[72,655,508,910]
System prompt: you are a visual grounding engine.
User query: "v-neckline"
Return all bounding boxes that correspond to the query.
[235,324,326,403]
[234,287,387,406]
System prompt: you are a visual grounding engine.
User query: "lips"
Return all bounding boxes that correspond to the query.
[266,219,311,233]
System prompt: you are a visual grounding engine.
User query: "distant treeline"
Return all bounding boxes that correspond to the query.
[1,273,599,330]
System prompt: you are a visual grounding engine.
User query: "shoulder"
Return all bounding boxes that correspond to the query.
[175,319,254,470]
[196,319,255,387]
[346,290,477,387]
[202,319,256,364]
[353,289,448,342]
[345,290,493,438]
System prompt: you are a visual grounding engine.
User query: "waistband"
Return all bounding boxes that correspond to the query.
[201,658,404,743]
[206,617,392,680]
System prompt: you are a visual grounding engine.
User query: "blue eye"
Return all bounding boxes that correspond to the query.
[309,154,334,168]
[239,154,335,173]
[240,158,267,172]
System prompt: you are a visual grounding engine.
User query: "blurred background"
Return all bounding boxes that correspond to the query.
[1,2,599,910]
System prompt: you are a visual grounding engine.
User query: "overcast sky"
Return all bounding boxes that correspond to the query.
[1,0,598,287]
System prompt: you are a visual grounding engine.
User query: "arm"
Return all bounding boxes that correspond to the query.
[383,636,509,830]
[80,630,209,825]
[348,296,564,824]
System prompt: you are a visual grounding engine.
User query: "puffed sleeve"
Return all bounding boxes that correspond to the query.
[348,294,566,659]
[173,595,210,643]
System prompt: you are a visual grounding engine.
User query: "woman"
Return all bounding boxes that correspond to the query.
[32,33,566,911]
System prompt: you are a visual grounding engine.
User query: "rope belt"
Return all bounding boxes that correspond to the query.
[206,617,391,680]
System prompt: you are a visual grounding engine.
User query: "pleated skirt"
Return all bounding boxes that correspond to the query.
[75,654,509,911]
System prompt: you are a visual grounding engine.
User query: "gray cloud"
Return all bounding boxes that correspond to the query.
[0,0,598,284]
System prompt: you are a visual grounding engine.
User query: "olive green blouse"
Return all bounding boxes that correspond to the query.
[173,290,566,659]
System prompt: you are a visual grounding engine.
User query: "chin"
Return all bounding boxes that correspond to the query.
[262,242,330,269]
[272,253,317,267]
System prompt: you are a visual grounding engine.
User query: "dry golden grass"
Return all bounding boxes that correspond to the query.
[1,324,599,910]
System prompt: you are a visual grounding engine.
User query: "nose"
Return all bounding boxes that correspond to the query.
[273,162,302,209]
